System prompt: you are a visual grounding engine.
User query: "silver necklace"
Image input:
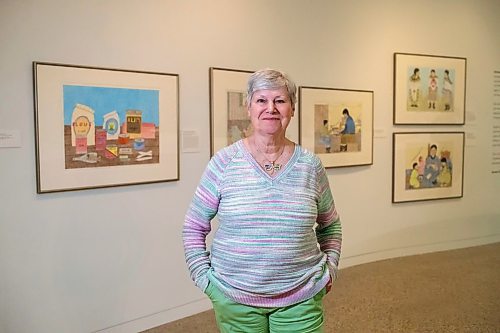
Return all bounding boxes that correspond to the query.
[254,140,286,174]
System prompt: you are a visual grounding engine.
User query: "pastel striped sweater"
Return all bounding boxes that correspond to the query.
[183,140,342,307]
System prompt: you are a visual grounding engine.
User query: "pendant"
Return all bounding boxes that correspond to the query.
[264,161,281,172]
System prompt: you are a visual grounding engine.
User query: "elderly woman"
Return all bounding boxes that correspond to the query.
[183,68,342,333]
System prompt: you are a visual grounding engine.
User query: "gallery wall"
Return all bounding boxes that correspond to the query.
[0,1,499,332]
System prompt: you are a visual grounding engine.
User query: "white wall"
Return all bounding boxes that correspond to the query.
[0,0,499,332]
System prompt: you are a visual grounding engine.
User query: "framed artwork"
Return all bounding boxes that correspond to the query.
[33,62,179,193]
[209,67,300,155]
[393,52,467,125]
[392,132,465,203]
[299,86,373,168]
[209,67,253,156]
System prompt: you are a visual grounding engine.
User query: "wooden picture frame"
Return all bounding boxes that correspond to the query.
[33,62,179,193]
[299,86,373,168]
[392,132,465,203]
[393,52,467,125]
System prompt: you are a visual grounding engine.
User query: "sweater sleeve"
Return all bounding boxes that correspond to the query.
[314,159,342,280]
[182,156,222,292]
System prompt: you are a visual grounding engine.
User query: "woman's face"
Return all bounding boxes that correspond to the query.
[247,87,294,136]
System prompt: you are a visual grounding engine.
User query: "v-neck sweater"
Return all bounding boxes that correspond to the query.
[183,140,342,307]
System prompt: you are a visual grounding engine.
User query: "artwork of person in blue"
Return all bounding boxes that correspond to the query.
[423,144,440,187]
[340,108,355,134]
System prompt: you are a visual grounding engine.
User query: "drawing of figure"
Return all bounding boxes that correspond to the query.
[409,68,421,108]
[409,162,421,189]
[427,69,438,109]
[243,123,253,138]
[320,119,332,153]
[417,156,425,177]
[424,144,440,187]
[340,108,355,134]
[437,157,452,186]
[442,69,453,111]
[229,124,243,143]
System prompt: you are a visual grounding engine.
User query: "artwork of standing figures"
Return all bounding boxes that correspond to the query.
[405,67,454,112]
[394,53,466,125]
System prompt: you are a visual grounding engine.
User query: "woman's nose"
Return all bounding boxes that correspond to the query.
[266,101,276,113]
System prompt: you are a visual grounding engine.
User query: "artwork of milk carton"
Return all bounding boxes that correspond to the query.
[103,110,120,140]
[71,103,95,147]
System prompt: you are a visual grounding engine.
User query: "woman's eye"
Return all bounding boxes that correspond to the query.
[256,98,266,103]
[275,99,285,104]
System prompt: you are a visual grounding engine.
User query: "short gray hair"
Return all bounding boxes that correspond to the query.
[246,68,297,109]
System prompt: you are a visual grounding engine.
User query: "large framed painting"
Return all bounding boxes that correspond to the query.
[209,67,300,156]
[393,53,467,125]
[33,62,179,193]
[299,86,373,168]
[392,132,465,203]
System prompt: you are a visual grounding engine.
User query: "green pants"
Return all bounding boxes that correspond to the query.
[205,282,327,333]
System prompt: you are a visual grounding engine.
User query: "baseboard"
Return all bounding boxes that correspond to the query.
[339,234,500,269]
[92,298,212,333]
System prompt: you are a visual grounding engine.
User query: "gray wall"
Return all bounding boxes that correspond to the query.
[0,1,499,332]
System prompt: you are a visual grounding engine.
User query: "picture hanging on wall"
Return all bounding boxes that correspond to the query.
[299,86,373,168]
[392,132,464,203]
[33,62,179,193]
[393,53,467,125]
[209,67,300,156]
[209,67,253,156]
